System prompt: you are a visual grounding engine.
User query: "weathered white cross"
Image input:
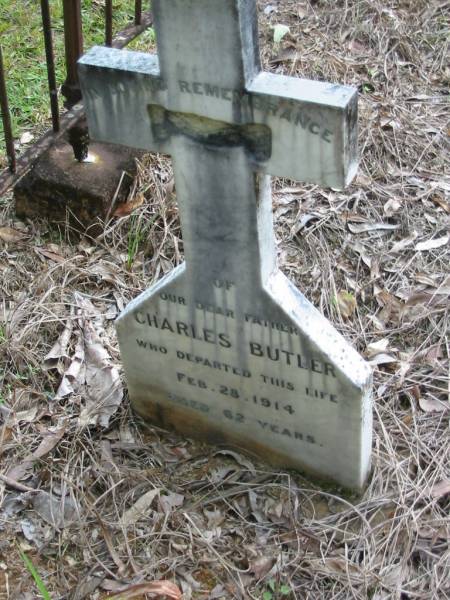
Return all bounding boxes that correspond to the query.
[79,0,372,489]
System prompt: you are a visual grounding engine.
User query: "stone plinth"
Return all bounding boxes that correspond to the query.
[14,139,144,232]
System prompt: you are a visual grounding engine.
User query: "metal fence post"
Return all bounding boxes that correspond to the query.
[105,0,113,47]
[61,0,83,108]
[0,45,16,172]
[135,0,142,25]
[40,0,60,132]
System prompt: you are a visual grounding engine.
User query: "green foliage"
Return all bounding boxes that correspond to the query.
[262,579,292,599]
[0,0,137,147]
[19,550,52,600]
[272,24,290,45]
[127,214,144,269]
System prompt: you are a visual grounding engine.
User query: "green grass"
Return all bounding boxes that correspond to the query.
[0,0,151,153]
[127,212,144,269]
[19,549,52,600]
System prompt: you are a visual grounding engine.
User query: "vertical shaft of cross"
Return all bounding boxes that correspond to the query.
[171,138,276,309]
[153,0,260,107]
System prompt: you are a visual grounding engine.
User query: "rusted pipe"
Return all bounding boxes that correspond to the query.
[105,0,113,47]
[0,45,16,172]
[40,0,60,132]
[135,0,142,25]
[62,0,83,108]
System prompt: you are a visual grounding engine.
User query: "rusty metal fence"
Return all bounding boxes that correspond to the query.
[0,0,152,195]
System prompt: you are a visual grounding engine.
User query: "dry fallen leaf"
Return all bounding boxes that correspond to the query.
[431,195,450,213]
[311,556,362,577]
[369,353,398,366]
[7,424,66,482]
[383,198,402,216]
[214,449,256,472]
[349,240,372,268]
[106,580,182,600]
[79,324,123,427]
[55,337,85,400]
[113,192,145,216]
[415,235,449,251]
[248,554,276,579]
[43,317,74,373]
[19,131,34,144]
[159,492,184,514]
[414,272,439,287]
[272,23,290,44]
[71,574,105,600]
[13,407,39,424]
[418,396,449,413]
[20,518,48,548]
[342,211,367,223]
[35,247,65,263]
[390,231,418,253]
[269,47,300,65]
[204,508,225,529]
[32,491,78,529]
[0,226,27,243]
[429,479,450,499]
[348,221,400,234]
[73,294,123,428]
[366,338,390,358]
[120,488,161,526]
[336,290,357,318]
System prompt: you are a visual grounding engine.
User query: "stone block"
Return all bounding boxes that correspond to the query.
[14,139,144,232]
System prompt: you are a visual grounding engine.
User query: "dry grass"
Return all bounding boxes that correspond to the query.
[0,0,449,598]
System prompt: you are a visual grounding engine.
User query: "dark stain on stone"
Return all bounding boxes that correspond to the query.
[148,104,271,163]
[67,117,90,162]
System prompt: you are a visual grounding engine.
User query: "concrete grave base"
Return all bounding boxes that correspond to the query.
[14,139,145,233]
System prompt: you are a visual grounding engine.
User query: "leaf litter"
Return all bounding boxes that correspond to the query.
[0,0,449,598]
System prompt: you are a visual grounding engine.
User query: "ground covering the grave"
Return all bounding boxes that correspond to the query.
[0,0,448,598]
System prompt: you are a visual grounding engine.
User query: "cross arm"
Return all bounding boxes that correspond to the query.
[247,73,358,189]
[79,46,358,189]
[78,46,169,154]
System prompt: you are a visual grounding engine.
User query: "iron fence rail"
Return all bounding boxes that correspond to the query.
[62,0,84,108]
[0,0,148,188]
[0,45,16,174]
[41,0,61,133]
[105,0,114,47]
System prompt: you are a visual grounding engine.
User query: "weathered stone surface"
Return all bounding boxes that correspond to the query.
[14,139,143,231]
[79,0,372,489]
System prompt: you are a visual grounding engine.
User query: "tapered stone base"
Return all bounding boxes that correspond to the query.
[117,264,373,491]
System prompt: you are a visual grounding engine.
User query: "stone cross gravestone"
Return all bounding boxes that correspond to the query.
[79,0,372,489]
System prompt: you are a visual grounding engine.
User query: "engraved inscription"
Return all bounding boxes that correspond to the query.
[177,79,334,143]
[134,312,232,348]
[249,342,336,377]
[130,290,343,454]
